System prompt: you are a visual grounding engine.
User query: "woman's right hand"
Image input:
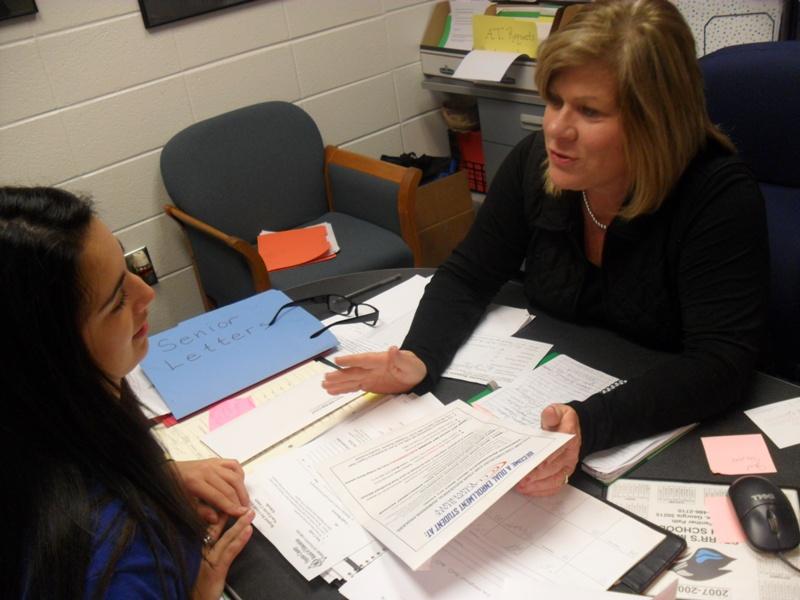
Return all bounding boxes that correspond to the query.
[322,346,427,395]
[193,508,254,600]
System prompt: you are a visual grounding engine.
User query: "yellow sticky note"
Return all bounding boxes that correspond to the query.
[473,14,539,58]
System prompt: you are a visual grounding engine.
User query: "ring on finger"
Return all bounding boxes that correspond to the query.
[203,533,215,547]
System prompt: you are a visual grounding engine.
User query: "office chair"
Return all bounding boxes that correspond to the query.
[161,101,422,308]
[700,41,800,383]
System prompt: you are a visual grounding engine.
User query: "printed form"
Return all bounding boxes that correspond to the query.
[607,479,800,600]
[339,486,666,599]
[245,393,444,580]
[320,401,573,570]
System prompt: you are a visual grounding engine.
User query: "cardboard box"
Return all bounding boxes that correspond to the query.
[420,2,585,93]
[414,170,475,268]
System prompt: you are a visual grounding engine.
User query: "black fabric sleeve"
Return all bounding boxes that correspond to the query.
[571,168,769,457]
[402,136,538,392]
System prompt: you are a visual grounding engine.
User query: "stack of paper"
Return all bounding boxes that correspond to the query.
[257,222,338,271]
[582,424,696,484]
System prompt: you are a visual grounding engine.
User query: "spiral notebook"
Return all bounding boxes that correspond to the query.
[581,375,697,484]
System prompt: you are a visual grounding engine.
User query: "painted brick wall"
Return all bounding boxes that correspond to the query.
[0,0,446,332]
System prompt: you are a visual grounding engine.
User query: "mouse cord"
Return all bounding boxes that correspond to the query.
[778,552,800,574]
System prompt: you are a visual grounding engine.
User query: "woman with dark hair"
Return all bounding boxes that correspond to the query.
[1,186,253,598]
[324,0,769,495]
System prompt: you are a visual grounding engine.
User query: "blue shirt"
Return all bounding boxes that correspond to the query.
[85,498,201,599]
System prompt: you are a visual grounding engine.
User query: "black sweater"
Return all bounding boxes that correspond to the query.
[402,133,769,457]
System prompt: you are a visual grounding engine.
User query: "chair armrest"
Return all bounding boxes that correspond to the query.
[163,204,271,294]
[324,146,423,266]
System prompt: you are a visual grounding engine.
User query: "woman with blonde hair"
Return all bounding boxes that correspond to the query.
[324,0,769,494]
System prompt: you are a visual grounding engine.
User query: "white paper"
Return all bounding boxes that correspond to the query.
[340,486,666,600]
[444,0,491,50]
[442,335,551,386]
[127,364,170,418]
[471,305,533,337]
[321,401,572,570]
[453,49,525,82]
[474,354,619,427]
[246,393,443,579]
[440,305,541,386]
[607,479,800,600]
[202,365,361,462]
[744,396,800,449]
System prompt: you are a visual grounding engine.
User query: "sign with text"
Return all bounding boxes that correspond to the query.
[141,290,336,419]
[473,15,539,58]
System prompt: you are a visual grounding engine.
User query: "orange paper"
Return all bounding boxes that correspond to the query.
[701,433,777,475]
[257,225,333,271]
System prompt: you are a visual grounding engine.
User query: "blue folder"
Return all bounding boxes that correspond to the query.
[141,289,337,419]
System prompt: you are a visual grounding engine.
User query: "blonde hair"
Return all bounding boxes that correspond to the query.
[535,0,734,219]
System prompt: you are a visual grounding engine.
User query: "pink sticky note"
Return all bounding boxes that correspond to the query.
[705,496,747,543]
[701,434,777,475]
[208,395,255,431]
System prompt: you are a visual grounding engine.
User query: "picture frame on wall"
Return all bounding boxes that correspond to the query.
[0,0,38,22]
[138,0,258,29]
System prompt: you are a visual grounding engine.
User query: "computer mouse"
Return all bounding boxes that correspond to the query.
[728,475,800,553]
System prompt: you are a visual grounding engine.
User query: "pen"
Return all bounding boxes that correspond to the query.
[345,274,403,300]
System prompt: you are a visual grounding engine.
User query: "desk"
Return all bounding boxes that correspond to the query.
[226,268,800,600]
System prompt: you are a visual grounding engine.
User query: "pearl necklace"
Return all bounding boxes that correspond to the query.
[582,190,608,231]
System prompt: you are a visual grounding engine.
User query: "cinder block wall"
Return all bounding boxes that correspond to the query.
[0,0,446,332]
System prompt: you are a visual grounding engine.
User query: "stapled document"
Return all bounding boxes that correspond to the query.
[320,401,572,570]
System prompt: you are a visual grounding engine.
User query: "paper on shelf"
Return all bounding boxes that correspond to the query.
[453,49,525,82]
[320,401,572,570]
[442,0,492,50]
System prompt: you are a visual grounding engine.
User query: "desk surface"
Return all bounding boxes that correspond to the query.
[226,268,800,600]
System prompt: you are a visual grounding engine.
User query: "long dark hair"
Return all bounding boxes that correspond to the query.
[1,187,204,598]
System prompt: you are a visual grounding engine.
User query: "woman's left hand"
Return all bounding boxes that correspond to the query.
[515,404,582,497]
[172,459,250,523]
